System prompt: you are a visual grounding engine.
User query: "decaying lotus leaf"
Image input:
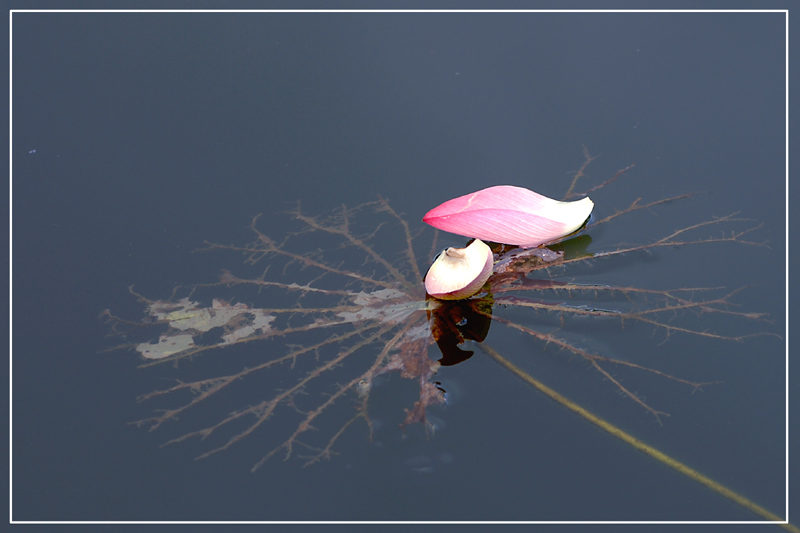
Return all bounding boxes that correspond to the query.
[336,289,421,323]
[137,334,196,359]
[136,298,276,359]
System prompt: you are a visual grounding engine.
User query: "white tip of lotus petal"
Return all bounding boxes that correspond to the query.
[424,239,494,300]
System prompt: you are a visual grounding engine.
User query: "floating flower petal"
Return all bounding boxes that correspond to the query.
[424,239,493,300]
[423,185,593,248]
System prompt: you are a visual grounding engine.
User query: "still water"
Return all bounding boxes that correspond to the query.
[12,10,789,526]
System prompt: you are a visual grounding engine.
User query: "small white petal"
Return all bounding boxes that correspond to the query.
[424,239,494,300]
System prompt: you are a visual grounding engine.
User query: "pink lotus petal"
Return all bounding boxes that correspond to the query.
[424,239,493,300]
[423,185,593,248]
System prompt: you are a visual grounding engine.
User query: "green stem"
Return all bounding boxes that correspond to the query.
[480,343,795,531]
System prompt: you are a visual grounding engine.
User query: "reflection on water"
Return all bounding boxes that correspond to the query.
[403,452,455,475]
[102,152,774,485]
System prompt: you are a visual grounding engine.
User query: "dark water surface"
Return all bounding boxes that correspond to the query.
[11,9,791,527]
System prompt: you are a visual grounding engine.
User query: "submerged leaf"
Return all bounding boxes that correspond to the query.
[136,298,276,359]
